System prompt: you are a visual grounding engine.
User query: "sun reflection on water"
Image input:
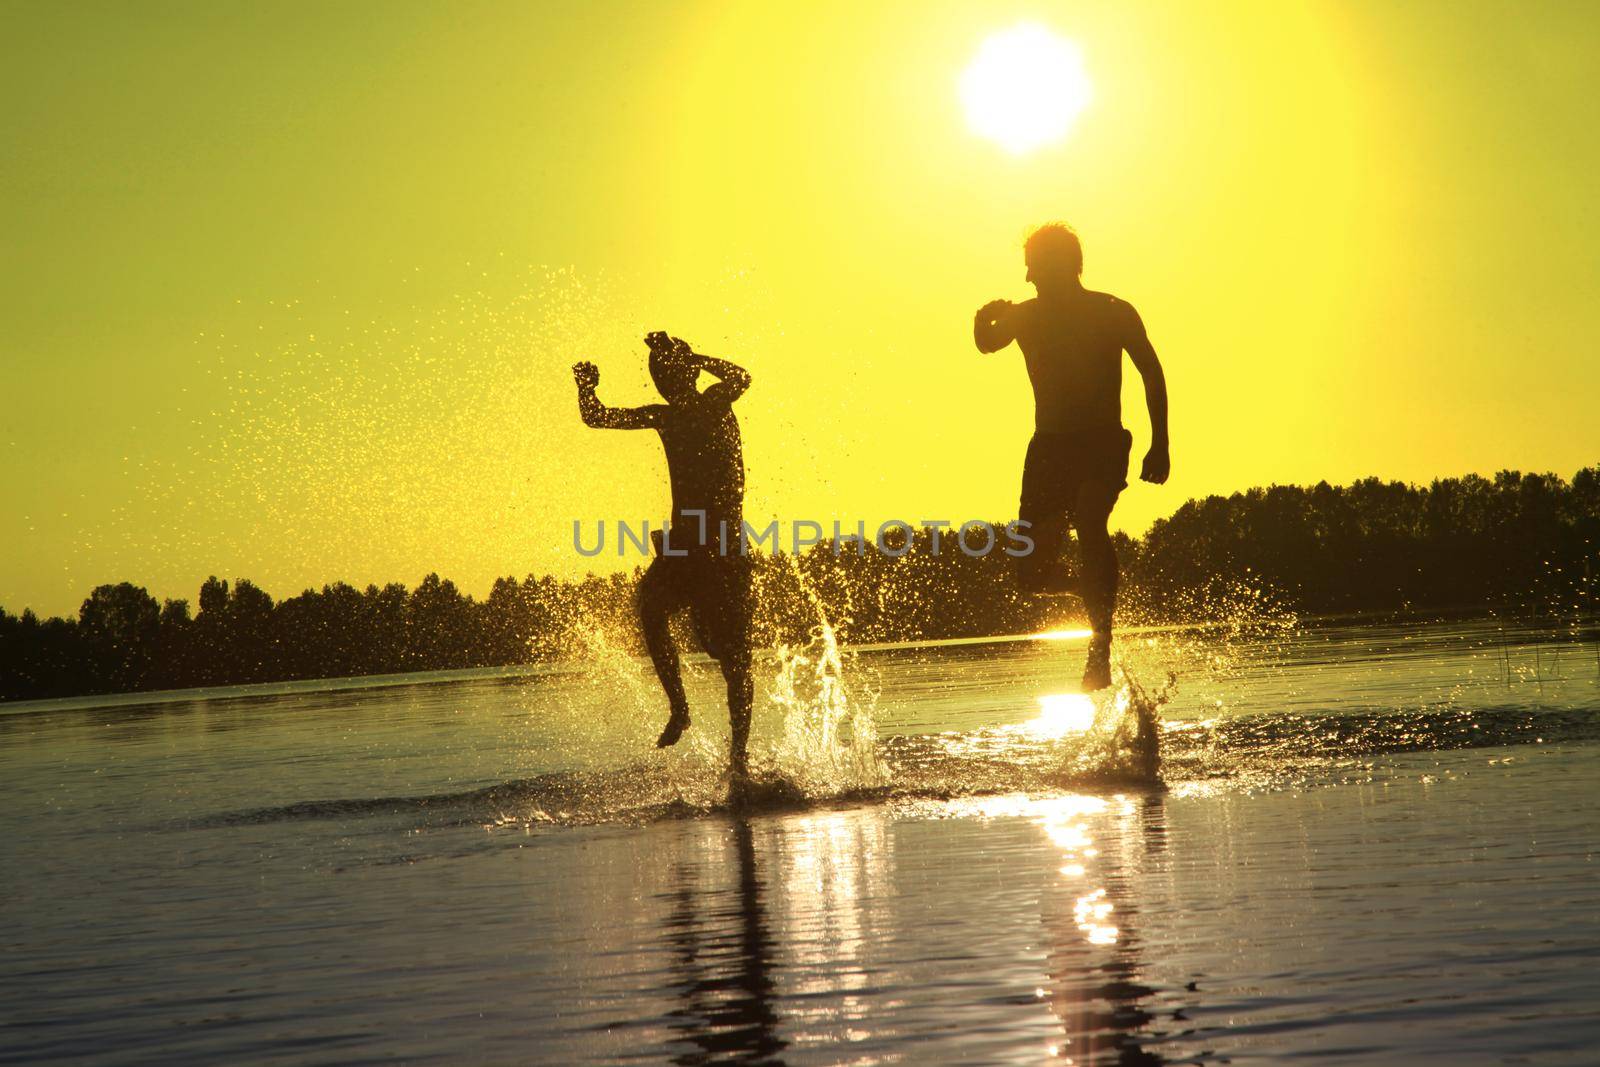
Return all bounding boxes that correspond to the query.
[1022,693,1099,740]
[774,810,891,1037]
[1073,887,1118,945]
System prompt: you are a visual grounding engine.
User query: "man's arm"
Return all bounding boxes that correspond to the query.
[573,362,663,429]
[693,351,752,404]
[974,299,1019,354]
[1124,307,1170,484]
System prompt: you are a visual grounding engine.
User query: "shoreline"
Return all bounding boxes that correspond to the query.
[5,607,1591,717]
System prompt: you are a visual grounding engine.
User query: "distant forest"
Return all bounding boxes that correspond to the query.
[4,468,1597,702]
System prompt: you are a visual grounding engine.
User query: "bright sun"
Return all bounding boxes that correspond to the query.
[960,23,1092,155]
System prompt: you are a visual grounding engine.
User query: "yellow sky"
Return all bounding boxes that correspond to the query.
[3,1,1598,616]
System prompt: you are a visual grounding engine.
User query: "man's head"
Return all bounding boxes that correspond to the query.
[1024,223,1083,295]
[646,331,699,402]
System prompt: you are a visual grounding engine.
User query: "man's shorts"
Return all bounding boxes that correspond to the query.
[639,543,754,663]
[1018,427,1134,524]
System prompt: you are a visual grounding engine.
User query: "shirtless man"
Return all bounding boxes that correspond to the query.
[974,223,1169,690]
[573,332,755,781]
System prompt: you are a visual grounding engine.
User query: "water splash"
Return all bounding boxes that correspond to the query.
[522,613,731,814]
[999,670,1169,789]
[1082,668,1171,784]
[425,562,1336,824]
[764,555,888,796]
[768,617,887,795]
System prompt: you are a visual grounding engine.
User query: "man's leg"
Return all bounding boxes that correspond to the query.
[639,558,692,747]
[695,558,756,783]
[1018,434,1075,594]
[1072,478,1121,690]
[722,646,754,780]
[1017,514,1075,594]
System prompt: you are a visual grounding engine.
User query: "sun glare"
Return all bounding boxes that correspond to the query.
[1027,693,1099,739]
[1036,627,1095,642]
[960,23,1092,155]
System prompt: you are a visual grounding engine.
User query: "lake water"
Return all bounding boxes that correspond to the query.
[3,617,1598,1064]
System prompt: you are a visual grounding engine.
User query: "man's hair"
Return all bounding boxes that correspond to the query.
[1024,223,1083,276]
[648,334,696,392]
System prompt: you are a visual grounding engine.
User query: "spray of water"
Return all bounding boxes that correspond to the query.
[723,550,886,798]
[767,615,888,796]
[1076,668,1171,785]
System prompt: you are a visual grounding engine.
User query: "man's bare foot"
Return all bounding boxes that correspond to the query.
[656,709,690,748]
[1081,633,1112,691]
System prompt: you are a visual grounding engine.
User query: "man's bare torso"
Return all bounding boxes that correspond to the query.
[654,393,745,535]
[1013,289,1136,434]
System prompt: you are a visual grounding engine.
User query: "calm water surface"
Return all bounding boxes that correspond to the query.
[3,618,1598,1064]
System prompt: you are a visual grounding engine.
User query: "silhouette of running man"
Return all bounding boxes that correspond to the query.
[573,332,756,781]
[974,224,1169,690]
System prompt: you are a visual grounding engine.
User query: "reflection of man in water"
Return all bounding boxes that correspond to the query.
[573,332,755,782]
[974,224,1169,690]
[662,818,784,1062]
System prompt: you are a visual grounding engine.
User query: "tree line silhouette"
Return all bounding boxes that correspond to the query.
[3,468,1596,702]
